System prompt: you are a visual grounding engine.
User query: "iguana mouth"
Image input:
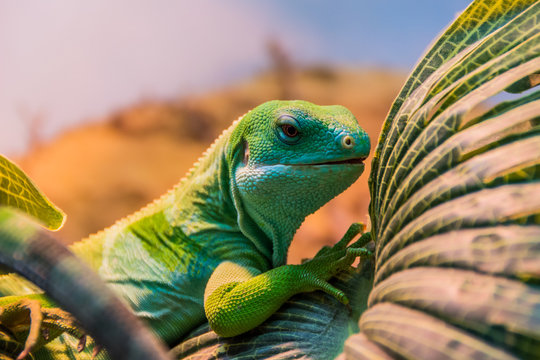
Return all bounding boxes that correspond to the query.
[310,157,366,165]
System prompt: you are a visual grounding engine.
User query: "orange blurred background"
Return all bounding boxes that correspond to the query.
[1,2,471,263]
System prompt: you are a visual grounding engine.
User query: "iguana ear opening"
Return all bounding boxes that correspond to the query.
[243,141,250,165]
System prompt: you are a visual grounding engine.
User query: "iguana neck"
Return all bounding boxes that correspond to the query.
[167,120,277,266]
[234,187,305,267]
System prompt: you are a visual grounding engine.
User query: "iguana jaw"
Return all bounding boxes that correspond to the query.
[274,156,367,168]
[243,142,367,167]
[297,156,367,166]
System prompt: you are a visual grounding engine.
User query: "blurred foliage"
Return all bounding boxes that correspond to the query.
[0,154,65,230]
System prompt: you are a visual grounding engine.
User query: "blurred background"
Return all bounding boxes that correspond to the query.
[0,1,471,263]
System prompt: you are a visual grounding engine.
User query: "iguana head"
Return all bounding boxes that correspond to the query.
[229,100,370,266]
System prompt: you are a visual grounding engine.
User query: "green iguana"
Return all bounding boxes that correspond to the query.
[0,100,371,359]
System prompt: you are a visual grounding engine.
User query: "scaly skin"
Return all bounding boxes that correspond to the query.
[0,100,370,359]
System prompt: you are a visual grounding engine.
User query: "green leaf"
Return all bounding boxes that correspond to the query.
[354,0,540,359]
[368,268,540,358]
[377,92,540,241]
[377,128,539,256]
[0,154,65,230]
[360,303,517,360]
[374,225,540,284]
[505,72,540,93]
[369,0,539,227]
[375,39,540,221]
[376,182,540,270]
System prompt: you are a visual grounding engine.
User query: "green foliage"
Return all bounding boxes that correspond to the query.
[0,154,65,231]
[351,0,540,359]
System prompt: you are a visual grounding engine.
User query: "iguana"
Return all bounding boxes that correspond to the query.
[0,100,371,359]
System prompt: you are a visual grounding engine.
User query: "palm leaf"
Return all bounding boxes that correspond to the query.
[358,303,518,360]
[369,0,538,217]
[368,268,540,358]
[349,0,540,359]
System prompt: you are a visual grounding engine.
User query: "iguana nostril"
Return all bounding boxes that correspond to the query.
[341,135,355,149]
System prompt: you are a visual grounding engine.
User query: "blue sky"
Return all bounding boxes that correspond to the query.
[0,1,471,155]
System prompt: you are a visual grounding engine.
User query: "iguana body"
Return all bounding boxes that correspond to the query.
[0,100,370,359]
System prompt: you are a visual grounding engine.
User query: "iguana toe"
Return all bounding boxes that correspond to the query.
[333,222,366,250]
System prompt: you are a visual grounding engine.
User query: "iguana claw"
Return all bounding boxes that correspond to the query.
[296,223,373,306]
[314,222,366,258]
[334,222,366,250]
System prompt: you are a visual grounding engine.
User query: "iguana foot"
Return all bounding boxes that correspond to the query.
[0,296,85,359]
[295,223,373,305]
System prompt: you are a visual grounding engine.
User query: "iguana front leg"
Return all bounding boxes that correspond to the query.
[204,223,373,337]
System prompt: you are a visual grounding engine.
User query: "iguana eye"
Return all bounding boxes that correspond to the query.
[276,115,301,144]
[281,124,298,138]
